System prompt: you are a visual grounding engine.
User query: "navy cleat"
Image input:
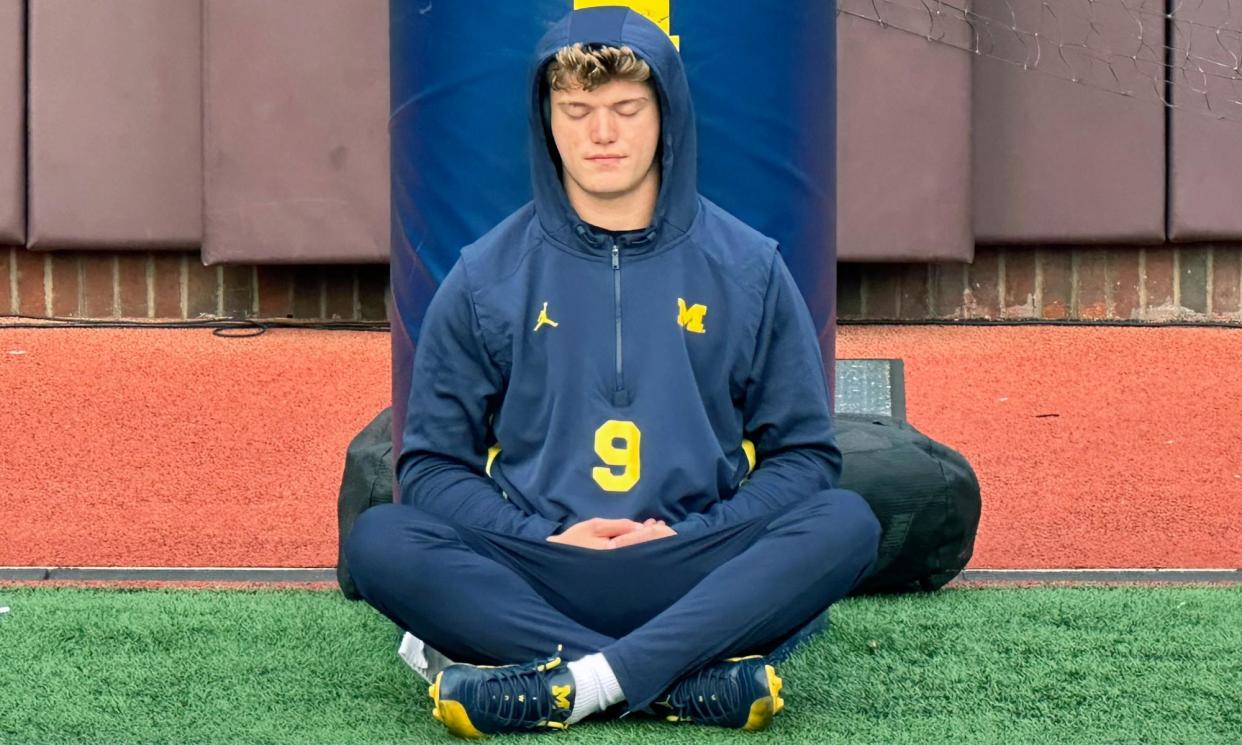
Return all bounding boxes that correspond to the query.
[427,648,576,739]
[654,655,785,731]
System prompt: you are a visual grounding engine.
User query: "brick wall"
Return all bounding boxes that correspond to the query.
[4,244,1241,323]
[2,249,388,321]
[840,244,1242,322]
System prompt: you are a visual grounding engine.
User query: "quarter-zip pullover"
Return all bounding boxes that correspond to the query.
[397,7,842,539]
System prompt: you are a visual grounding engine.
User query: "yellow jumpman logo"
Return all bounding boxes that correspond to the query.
[533,302,559,332]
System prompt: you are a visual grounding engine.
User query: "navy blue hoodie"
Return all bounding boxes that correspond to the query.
[397,7,841,540]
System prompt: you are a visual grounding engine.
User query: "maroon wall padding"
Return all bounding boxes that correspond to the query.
[972,0,1165,244]
[0,0,23,246]
[27,0,202,250]
[202,0,388,265]
[1168,0,1242,242]
[837,1,974,263]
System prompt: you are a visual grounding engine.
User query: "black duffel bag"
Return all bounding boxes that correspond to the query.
[835,413,980,594]
[337,409,980,600]
[336,408,394,601]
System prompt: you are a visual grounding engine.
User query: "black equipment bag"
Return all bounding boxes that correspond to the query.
[336,408,394,601]
[835,413,980,593]
[336,409,980,599]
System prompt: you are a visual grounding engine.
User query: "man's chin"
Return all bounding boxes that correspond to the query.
[579,183,640,202]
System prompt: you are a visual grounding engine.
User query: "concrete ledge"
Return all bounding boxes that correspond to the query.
[0,567,335,582]
[2,567,1237,585]
[953,569,1241,585]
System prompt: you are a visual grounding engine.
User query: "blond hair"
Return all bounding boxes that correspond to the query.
[545,43,652,92]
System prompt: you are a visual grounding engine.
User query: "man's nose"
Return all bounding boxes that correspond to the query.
[589,110,618,144]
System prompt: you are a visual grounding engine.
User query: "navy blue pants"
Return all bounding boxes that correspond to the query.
[346,488,880,711]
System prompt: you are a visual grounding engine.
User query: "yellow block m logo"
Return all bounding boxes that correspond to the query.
[677,298,707,334]
[552,684,573,710]
[573,0,680,49]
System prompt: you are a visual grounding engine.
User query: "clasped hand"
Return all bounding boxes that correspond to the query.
[547,517,676,550]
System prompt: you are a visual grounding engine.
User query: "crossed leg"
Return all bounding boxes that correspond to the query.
[346,488,880,712]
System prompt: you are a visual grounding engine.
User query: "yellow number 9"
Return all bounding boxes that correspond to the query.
[592,420,641,492]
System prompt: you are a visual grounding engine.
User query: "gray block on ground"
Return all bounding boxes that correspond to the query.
[834,358,906,420]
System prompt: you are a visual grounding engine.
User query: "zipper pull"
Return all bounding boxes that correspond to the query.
[611,241,620,270]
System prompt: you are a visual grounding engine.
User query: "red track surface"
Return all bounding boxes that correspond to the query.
[1,326,1238,569]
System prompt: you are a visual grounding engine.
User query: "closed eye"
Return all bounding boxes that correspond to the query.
[614,100,647,117]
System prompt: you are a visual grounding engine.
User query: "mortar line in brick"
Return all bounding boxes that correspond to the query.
[1206,247,1214,317]
[110,255,120,318]
[77,255,87,316]
[319,272,328,320]
[1034,249,1045,318]
[1104,250,1115,318]
[997,250,1007,316]
[43,254,52,317]
[1172,248,1181,309]
[924,264,933,319]
[145,253,155,318]
[251,266,259,317]
[956,263,967,319]
[216,265,224,318]
[8,248,16,314]
[1138,248,1147,315]
[1069,248,1080,318]
[179,254,188,319]
[353,270,362,321]
[76,254,84,317]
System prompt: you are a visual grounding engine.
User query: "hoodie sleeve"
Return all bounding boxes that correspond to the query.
[396,260,561,539]
[673,249,842,534]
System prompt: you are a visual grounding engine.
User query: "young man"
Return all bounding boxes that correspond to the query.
[347,6,880,738]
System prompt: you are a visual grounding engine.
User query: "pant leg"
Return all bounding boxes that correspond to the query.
[602,488,881,711]
[345,503,615,665]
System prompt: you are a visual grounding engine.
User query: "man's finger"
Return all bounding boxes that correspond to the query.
[607,532,645,549]
[609,526,666,548]
[586,518,642,537]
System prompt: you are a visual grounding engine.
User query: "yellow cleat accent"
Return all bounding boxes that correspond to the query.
[437,701,487,739]
[429,670,487,740]
[768,664,785,715]
[740,665,785,731]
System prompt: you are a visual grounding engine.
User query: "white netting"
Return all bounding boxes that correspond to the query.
[840,0,1242,122]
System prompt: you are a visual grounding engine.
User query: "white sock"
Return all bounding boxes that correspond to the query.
[565,653,625,725]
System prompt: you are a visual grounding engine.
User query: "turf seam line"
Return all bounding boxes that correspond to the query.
[0,567,1238,584]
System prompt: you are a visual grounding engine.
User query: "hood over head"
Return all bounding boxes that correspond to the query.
[530,7,698,252]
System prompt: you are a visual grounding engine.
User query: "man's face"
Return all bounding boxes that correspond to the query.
[549,78,661,204]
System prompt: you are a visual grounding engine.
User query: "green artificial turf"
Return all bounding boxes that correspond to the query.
[0,585,1238,744]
